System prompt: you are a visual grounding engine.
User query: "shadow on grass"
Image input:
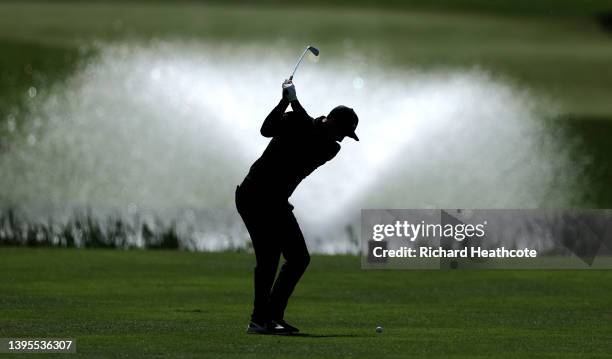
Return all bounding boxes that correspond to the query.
[288,333,363,338]
[175,308,206,313]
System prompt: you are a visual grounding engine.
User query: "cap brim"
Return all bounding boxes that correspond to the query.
[348,132,359,141]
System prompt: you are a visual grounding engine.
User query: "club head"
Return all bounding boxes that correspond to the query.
[307,46,320,56]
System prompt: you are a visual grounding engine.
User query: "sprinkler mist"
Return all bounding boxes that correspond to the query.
[0,42,584,252]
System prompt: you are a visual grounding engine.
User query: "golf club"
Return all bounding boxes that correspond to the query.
[289,45,320,81]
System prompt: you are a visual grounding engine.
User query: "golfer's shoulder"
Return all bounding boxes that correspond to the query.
[331,141,341,154]
[325,141,341,160]
[284,111,314,128]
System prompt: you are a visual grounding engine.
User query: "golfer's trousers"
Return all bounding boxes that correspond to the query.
[235,185,310,322]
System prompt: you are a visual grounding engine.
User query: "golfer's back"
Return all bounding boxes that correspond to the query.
[242,110,340,200]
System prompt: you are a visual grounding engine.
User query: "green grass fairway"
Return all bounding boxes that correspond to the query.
[1,248,611,358]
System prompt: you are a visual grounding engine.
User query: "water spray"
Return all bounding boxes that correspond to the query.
[0,43,581,253]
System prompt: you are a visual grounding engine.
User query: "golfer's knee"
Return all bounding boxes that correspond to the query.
[290,252,310,272]
[254,263,277,276]
[301,253,311,269]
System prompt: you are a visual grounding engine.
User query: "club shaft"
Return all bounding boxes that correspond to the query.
[289,48,310,80]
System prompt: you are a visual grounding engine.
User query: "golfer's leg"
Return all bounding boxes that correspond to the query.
[251,236,281,323]
[268,210,310,321]
[236,190,282,323]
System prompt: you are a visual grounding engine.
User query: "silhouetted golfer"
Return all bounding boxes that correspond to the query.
[236,80,359,335]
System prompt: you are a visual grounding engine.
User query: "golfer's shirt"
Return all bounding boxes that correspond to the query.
[242,99,340,201]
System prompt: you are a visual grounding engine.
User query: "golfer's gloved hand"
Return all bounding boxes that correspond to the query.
[282,79,297,102]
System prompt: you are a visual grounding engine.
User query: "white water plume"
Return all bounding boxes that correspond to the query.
[0,41,582,253]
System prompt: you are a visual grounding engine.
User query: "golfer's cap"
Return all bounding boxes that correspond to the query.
[329,105,359,141]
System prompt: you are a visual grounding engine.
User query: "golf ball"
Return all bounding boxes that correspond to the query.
[376,326,383,333]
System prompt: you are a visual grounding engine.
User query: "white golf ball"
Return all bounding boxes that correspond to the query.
[376,326,383,333]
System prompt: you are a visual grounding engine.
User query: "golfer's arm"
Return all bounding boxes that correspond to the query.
[289,99,308,118]
[260,99,290,137]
